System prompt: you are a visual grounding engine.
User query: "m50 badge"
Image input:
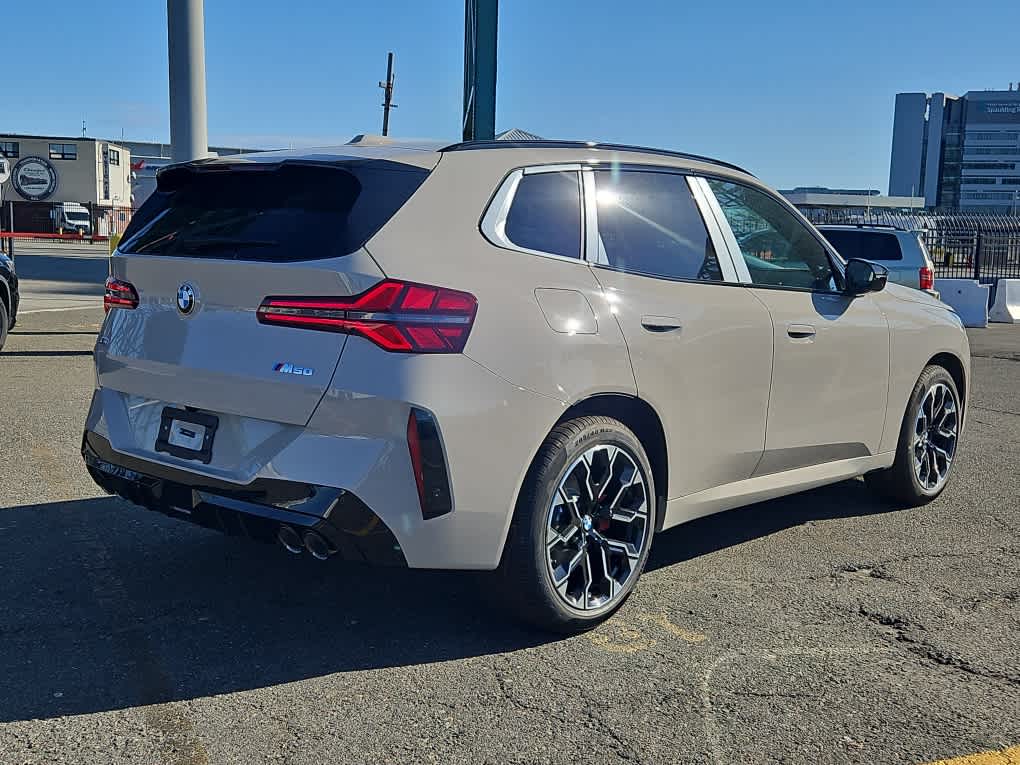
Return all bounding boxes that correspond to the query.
[273,362,314,377]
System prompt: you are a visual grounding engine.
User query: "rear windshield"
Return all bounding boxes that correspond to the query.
[119,161,429,261]
[819,229,903,261]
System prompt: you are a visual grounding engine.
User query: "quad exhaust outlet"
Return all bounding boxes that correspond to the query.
[277,525,333,560]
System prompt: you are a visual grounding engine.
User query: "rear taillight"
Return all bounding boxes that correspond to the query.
[104,277,138,312]
[919,266,935,291]
[256,279,477,353]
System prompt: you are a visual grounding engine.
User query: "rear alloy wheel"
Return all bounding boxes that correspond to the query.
[500,416,656,632]
[866,365,961,506]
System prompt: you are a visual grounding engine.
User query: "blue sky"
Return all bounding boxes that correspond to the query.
[4,0,1019,190]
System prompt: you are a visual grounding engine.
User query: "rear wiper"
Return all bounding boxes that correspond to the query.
[175,237,279,251]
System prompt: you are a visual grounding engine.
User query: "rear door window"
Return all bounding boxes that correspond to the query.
[119,161,429,261]
[592,170,723,282]
[820,229,903,261]
[504,171,582,259]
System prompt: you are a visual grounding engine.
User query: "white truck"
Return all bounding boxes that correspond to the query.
[51,202,93,236]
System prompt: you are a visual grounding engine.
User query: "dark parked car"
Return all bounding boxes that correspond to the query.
[0,250,19,351]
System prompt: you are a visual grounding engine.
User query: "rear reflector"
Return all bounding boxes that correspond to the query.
[406,408,453,520]
[256,279,477,353]
[919,266,935,291]
[104,277,139,313]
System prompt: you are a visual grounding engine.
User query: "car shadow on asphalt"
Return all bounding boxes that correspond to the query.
[647,477,895,572]
[0,480,897,722]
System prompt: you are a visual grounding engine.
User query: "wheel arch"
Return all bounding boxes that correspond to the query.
[554,393,669,531]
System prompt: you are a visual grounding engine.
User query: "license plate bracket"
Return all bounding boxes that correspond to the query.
[155,407,219,464]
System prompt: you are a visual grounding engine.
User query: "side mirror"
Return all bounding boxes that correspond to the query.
[844,258,888,296]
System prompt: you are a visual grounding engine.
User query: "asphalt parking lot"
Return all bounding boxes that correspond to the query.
[1,301,1018,764]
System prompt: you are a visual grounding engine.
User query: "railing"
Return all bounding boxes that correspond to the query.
[800,209,1020,283]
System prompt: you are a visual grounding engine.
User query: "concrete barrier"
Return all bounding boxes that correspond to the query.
[934,279,989,328]
[989,279,1020,324]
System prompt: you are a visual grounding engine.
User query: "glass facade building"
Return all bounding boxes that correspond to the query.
[889,89,1020,213]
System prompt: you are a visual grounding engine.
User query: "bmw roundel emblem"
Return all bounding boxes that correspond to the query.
[177,283,197,315]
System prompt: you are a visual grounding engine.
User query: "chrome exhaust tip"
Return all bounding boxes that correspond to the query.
[303,531,332,561]
[277,525,304,555]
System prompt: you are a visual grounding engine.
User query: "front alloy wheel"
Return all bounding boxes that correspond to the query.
[912,381,958,492]
[865,364,962,506]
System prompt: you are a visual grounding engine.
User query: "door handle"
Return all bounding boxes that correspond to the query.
[641,316,683,333]
[787,323,817,340]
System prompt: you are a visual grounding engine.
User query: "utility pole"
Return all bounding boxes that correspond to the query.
[167,0,209,162]
[379,52,397,136]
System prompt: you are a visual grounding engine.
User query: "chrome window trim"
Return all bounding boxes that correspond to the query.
[687,176,740,283]
[695,176,752,283]
[581,169,601,264]
[480,164,586,264]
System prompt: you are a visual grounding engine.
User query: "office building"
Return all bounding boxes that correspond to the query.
[889,87,1020,213]
[0,133,132,233]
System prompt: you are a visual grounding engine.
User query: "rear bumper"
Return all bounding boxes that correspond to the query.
[84,342,564,569]
[83,431,406,565]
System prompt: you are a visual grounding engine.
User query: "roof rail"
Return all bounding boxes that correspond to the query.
[440,140,755,177]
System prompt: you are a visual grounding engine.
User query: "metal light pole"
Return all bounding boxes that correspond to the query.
[167,0,209,163]
[462,0,498,141]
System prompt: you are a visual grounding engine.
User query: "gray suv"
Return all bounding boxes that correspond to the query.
[817,224,938,296]
[83,139,969,631]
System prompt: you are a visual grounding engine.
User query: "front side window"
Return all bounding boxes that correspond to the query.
[593,170,722,282]
[49,143,78,161]
[707,179,837,291]
[0,141,19,159]
[504,171,582,259]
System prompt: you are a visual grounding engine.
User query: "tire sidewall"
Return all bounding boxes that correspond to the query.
[0,300,8,351]
[899,367,960,499]
[527,421,656,626]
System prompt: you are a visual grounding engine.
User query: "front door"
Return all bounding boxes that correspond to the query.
[703,177,890,474]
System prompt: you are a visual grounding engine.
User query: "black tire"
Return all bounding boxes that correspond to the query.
[865,364,961,506]
[0,299,8,352]
[499,416,657,633]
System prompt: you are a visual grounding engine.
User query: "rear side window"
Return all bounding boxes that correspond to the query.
[119,161,429,261]
[819,229,903,261]
[593,170,722,282]
[504,171,582,259]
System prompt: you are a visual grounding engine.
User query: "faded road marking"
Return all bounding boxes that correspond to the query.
[589,624,656,653]
[923,745,1020,765]
[638,612,707,642]
[588,612,707,653]
[700,647,891,765]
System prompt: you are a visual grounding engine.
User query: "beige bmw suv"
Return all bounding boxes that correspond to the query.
[84,138,969,632]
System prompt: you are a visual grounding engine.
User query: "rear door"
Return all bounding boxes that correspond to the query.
[97,159,431,426]
[583,167,774,499]
[704,179,890,474]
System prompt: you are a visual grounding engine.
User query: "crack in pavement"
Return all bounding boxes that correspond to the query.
[857,606,1020,689]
